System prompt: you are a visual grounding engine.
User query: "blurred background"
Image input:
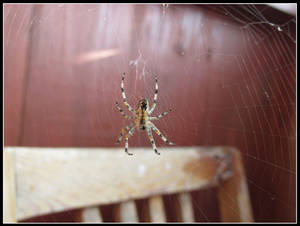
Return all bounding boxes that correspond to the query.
[4,3,296,222]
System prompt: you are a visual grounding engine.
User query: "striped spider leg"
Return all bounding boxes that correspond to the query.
[115,101,133,119]
[148,121,175,146]
[148,76,158,114]
[149,109,172,120]
[115,122,134,145]
[124,126,136,155]
[120,72,135,113]
[146,127,159,155]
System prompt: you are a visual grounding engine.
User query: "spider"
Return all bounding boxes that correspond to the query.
[115,72,175,155]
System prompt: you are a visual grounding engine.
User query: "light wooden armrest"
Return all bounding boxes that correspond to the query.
[4,146,252,222]
[4,149,17,222]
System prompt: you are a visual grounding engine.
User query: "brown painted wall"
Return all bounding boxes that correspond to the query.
[4,4,296,222]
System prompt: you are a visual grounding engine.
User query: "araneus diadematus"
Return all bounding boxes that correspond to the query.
[115,73,174,155]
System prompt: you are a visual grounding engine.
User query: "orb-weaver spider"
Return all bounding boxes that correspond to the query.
[115,73,174,155]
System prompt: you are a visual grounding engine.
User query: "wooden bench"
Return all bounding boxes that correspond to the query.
[4,146,253,222]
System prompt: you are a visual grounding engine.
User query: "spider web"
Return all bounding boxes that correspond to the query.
[4,3,296,223]
[120,5,296,222]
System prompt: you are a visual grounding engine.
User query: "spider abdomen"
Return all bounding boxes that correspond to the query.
[135,108,148,130]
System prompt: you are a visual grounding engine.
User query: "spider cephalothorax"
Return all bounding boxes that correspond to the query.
[115,73,174,155]
[138,98,149,111]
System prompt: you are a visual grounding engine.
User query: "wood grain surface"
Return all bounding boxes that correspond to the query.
[7,146,234,220]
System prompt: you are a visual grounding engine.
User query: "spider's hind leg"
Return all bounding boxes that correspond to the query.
[149,122,175,146]
[116,123,134,145]
[125,126,136,155]
[146,127,160,155]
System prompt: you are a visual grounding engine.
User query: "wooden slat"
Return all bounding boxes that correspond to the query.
[119,200,138,222]
[149,196,166,222]
[3,149,17,223]
[81,207,103,223]
[163,193,183,222]
[218,150,253,222]
[178,192,195,222]
[135,198,150,222]
[6,146,234,221]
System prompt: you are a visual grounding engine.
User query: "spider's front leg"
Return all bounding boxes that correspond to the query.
[121,73,135,113]
[146,127,160,155]
[115,102,133,119]
[148,76,158,114]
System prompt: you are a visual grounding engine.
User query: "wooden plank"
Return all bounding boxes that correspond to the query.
[149,196,166,222]
[119,200,138,222]
[178,192,194,222]
[218,150,253,222]
[3,149,17,223]
[81,207,102,223]
[6,146,234,220]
